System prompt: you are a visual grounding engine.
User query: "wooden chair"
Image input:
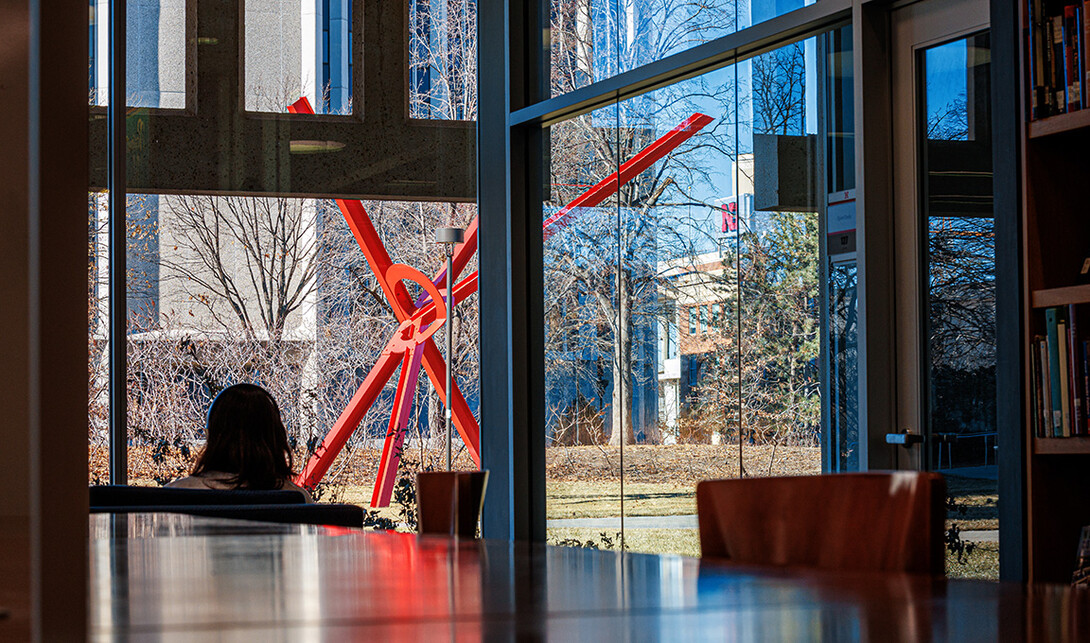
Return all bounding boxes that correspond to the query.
[696,472,946,574]
[416,471,488,538]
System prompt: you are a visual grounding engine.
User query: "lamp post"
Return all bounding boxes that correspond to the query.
[435,227,464,471]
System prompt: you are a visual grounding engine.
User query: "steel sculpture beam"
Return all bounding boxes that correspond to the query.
[541,112,715,237]
[290,96,712,506]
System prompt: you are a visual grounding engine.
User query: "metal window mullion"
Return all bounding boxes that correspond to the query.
[108,0,127,485]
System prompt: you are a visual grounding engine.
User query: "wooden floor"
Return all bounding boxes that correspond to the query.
[73,513,1090,639]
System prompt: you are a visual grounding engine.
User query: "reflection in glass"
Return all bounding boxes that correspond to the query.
[919,33,995,469]
[548,0,818,96]
[828,262,857,472]
[544,31,848,556]
[90,0,186,108]
[919,32,998,579]
[90,0,186,107]
[246,0,352,113]
[410,0,477,120]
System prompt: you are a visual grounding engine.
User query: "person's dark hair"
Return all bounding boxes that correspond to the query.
[192,383,294,490]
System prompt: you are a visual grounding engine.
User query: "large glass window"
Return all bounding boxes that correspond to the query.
[90,0,479,526]
[544,30,848,555]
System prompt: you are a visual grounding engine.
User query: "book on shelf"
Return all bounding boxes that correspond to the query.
[1032,306,1090,438]
[1081,338,1090,433]
[1033,337,1050,438]
[1046,307,1065,435]
[1073,525,1090,586]
[1032,335,1045,437]
[1064,4,1082,112]
[1069,304,1083,434]
[1026,0,1090,120]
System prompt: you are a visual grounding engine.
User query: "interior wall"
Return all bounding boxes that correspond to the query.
[0,0,90,638]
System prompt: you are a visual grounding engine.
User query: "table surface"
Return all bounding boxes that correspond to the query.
[89,513,1089,641]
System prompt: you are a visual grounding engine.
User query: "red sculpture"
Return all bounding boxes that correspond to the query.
[289,97,711,506]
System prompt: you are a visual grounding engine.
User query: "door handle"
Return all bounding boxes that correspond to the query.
[885,431,923,446]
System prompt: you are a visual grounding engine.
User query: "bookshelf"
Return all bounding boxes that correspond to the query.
[1034,436,1090,455]
[1032,284,1090,308]
[1022,0,1090,584]
[1028,109,1090,138]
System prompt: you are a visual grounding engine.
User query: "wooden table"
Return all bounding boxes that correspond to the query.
[89,513,1089,640]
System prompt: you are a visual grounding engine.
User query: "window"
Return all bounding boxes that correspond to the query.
[90,0,480,511]
[542,31,851,556]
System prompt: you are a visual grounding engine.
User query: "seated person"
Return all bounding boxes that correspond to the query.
[168,383,313,502]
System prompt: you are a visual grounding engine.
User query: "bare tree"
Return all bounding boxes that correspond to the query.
[410,0,477,120]
[161,195,319,343]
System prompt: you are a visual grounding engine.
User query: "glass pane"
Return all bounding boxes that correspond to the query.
[246,0,353,113]
[824,26,857,473]
[619,67,739,556]
[91,0,186,108]
[548,0,819,97]
[90,0,478,527]
[88,191,108,483]
[410,0,477,119]
[828,261,857,472]
[543,105,622,547]
[734,37,822,480]
[105,196,479,503]
[919,32,998,580]
[542,31,844,556]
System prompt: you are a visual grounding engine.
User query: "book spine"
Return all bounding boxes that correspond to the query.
[1083,338,1090,435]
[1063,4,1081,112]
[1080,4,1088,110]
[1031,336,1043,437]
[1041,337,1054,437]
[1043,9,1055,117]
[1054,15,1068,113]
[1059,317,1072,436]
[1066,4,1082,112]
[1070,304,1083,434]
[1047,307,1064,436]
[1083,1,1090,110]
[1031,0,1045,118]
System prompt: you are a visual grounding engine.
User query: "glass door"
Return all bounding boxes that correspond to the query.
[891,0,998,579]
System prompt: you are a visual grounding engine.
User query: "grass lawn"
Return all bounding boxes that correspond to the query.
[547,528,701,558]
[329,485,412,528]
[946,542,1000,580]
[944,474,999,531]
[546,480,695,520]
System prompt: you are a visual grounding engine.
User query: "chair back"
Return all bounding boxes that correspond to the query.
[90,485,307,507]
[416,471,489,538]
[696,472,945,574]
[89,503,365,528]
